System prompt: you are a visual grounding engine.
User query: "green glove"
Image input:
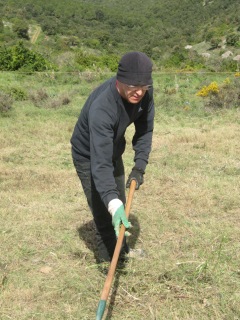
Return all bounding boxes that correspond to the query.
[112,204,131,237]
[108,199,131,237]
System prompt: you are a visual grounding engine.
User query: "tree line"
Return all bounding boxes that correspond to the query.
[0,0,239,71]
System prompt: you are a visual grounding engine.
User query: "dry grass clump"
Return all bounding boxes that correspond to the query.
[0,91,12,115]
[29,88,71,109]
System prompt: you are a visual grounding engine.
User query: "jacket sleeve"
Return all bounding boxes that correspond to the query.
[132,97,154,171]
[89,101,119,208]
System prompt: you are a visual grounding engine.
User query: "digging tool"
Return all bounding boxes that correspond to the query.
[96,179,137,320]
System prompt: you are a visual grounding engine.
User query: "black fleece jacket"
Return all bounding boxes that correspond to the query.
[71,76,154,207]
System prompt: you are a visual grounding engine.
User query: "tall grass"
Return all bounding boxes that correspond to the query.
[0,71,240,319]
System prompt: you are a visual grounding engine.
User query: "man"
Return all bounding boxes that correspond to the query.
[71,51,154,263]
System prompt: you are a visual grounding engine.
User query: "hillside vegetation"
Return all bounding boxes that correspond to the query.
[0,0,240,71]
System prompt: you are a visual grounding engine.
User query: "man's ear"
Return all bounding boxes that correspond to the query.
[116,80,120,93]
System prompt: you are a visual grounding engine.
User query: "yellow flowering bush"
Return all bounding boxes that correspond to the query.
[196,81,219,97]
[223,77,231,85]
[235,72,240,77]
[197,76,240,109]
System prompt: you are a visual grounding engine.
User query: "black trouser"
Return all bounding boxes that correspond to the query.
[73,156,129,262]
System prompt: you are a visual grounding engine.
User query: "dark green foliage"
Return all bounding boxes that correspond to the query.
[210,37,221,49]
[41,18,60,36]
[162,47,205,70]
[0,85,28,101]
[99,54,119,71]
[226,33,240,47]
[0,20,4,33]
[95,10,105,22]
[1,0,239,54]
[220,59,238,72]
[7,87,28,101]
[164,53,185,69]
[12,19,29,39]
[0,41,56,71]
[75,51,99,71]
[0,0,239,71]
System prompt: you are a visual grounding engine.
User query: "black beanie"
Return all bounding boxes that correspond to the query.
[117,52,153,86]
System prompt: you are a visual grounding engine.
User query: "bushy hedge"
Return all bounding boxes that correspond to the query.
[0,41,56,71]
[75,50,119,72]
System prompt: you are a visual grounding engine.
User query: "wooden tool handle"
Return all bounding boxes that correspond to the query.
[100,179,137,300]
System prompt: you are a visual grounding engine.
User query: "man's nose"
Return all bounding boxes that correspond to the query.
[135,88,144,95]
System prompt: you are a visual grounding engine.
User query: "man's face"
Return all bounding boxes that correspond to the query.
[116,81,151,104]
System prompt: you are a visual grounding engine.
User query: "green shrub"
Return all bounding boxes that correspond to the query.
[164,52,186,69]
[226,33,239,47]
[0,41,56,71]
[7,87,28,101]
[220,59,238,72]
[12,19,29,40]
[75,51,119,72]
[75,51,99,70]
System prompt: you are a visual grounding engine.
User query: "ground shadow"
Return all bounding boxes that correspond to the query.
[77,214,140,263]
[77,218,99,262]
[78,214,140,319]
[104,215,140,319]
[104,267,125,320]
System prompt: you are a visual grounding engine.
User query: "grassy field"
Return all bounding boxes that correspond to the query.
[0,71,240,320]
